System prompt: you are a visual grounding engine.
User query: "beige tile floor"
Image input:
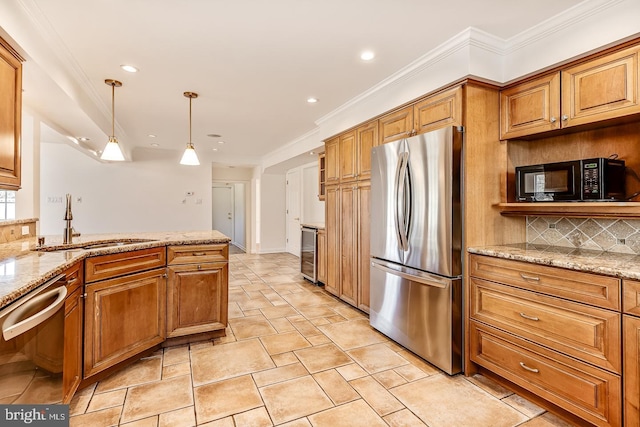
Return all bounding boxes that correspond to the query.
[69,252,576,427]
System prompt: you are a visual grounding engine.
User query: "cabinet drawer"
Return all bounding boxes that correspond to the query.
[469,254,620,310]
[623,280,640,316]
[470,277,621,373]
[167,244,228,265]
[470,321,621,427]
[64,261,83,294]
[85,247,166,283]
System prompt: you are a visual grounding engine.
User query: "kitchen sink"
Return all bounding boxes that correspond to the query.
[34,239,157,252]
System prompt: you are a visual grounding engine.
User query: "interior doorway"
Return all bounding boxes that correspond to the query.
[212,183,247,250]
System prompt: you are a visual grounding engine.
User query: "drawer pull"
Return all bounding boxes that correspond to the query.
[192,252,207,256]
[68,278,78,285]
[519,362,539,373]
[519,312,539,321]
[520,273,540,281]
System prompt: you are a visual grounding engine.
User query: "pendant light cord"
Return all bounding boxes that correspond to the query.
[189,95,192,145]
[111,82,115,137]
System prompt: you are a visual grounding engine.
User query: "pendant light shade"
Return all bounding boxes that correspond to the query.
[180,91,200,166]
[101,79,125,161]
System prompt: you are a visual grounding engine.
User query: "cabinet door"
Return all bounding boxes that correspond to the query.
[0,38,23,190]
[325,137,340,184]
[339,130,357,182]
[167,262,228,337]
[339,185,358,306]
[317,229,327,284]
[318,153,326,201]
[63,262,83,403]
[625,315,640,426]
[414,85,462,135]
[562,45,640,128]
[357,181,371,313]
[63,286,83,403]
[356,121,377,181]
[84,268,166,378]
[324,185,340,296]
[500,72,561,139]
[379,106,413,144]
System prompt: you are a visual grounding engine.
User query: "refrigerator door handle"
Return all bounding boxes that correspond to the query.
[394,152,410,251]
[371,259,449,289]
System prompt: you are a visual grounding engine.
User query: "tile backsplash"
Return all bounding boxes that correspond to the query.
[527,216,640,254]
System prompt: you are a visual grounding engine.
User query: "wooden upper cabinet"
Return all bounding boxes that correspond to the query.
[379,105,413,144]
[501,43,640,140]
[339,130,357,182]
[500,72,561,139]
[318,153,326,200]
[325,136,340,184]
[562,44,640,128]
[0,37,23,191]
[414,85,462,135]
[356,121,378,181]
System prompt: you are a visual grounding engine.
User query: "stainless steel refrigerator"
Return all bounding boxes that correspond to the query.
[369,126,462,375]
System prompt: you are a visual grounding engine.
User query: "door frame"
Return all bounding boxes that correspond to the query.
[212,181,249,251]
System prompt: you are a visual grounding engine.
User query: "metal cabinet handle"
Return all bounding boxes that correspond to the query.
[197,265,202,270]
[68,277,78,285]
[550,117,556,123]
[561,115,568,121]
[519,312,539,321]
[192,252,207,256]
[520,273,540,281]
[519,362,539,373]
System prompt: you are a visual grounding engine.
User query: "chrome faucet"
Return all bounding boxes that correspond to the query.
[63,194,81,244]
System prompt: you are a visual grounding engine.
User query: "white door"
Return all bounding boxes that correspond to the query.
[212,186,234,241]
[286,170,301,256]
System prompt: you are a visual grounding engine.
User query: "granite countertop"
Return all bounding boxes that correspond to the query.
[468,243,640,280]
[301,223,325,230]
[0,230,230,310]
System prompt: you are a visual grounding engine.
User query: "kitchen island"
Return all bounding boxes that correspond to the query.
[0,230,230,403]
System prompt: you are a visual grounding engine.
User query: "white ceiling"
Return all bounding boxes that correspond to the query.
[3,0,586,167]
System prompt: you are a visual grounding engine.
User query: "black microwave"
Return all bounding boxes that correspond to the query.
[515,158,626,202]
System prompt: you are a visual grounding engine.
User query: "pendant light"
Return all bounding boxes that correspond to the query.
[180,91,200,166]
[101,79,125,161]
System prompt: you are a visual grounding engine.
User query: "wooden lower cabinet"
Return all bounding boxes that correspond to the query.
[63,262,83,403]
[83,268,166,378]
[317,229,327,284]
[469,254,622,426]
[167,262,228,337]
[471,321,621,427]
[624,315,640,426]
[324,181,370,312]
[325,185,340,296]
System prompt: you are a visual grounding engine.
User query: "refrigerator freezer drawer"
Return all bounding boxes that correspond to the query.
[369,259,462,375]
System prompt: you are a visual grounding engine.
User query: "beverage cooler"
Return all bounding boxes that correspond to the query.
[300,226,318,283]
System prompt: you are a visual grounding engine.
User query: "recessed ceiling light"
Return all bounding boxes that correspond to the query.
[207,134,222,138]
[77,137,90,142]
[67,137,79,144]
[360,51,375,61]
[148,134,157,138]
[121,64,139,73]
[150,143,160,147]
[218,141,225,144]
[307,97,318,103]
[309,151,315,155]
[212,148,218,151]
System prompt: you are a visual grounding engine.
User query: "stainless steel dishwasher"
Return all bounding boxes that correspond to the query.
[300,226,318,283]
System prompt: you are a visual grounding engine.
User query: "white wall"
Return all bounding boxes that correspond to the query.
[233,183,246,250]
[40,143,212,235]
[302,163,324,224]
[259,173,286,253]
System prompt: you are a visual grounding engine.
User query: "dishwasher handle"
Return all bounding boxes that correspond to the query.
[2,285,67,341]
[371,259,449,289]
